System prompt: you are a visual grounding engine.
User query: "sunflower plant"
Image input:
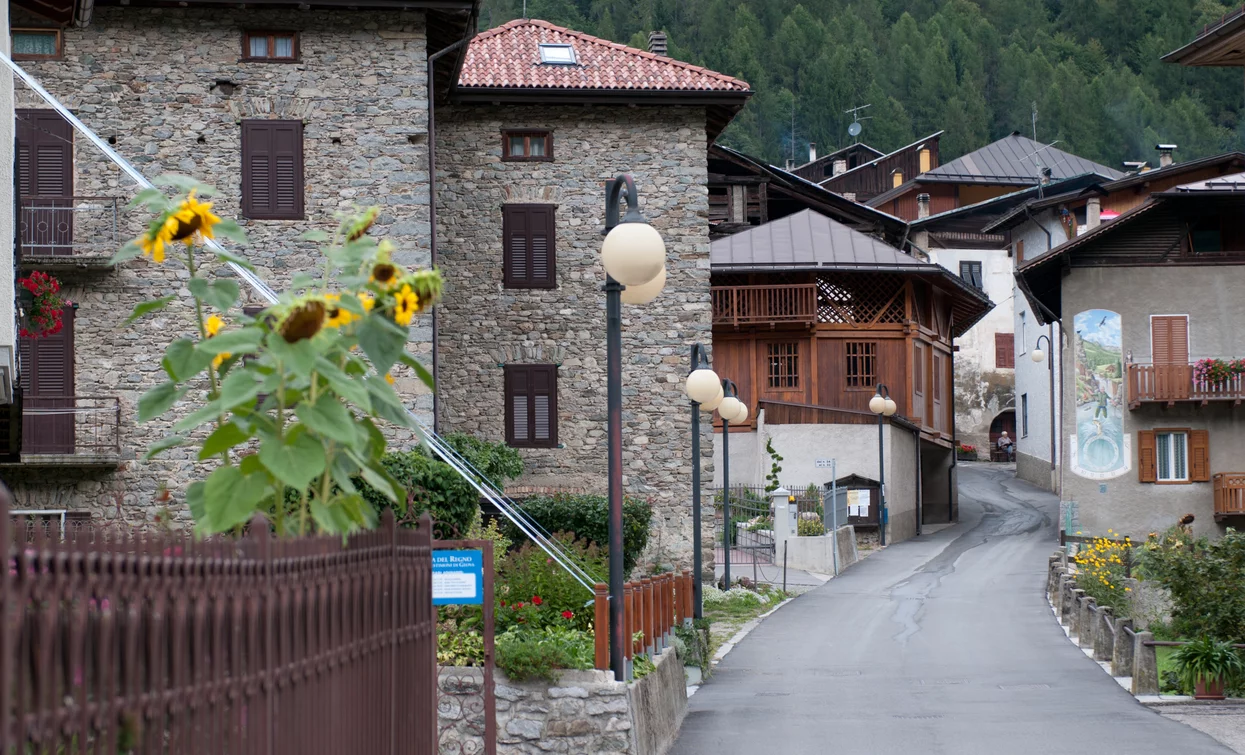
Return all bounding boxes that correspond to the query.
[112,175,442,537]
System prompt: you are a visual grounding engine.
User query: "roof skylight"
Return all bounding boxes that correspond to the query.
[538,44,577,65]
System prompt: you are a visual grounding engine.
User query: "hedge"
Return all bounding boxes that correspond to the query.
[504,494,653,574]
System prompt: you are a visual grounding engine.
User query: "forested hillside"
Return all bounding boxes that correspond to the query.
[477,0,1245,167]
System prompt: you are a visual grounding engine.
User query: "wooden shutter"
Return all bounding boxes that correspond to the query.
[1016,239,1025,264]
[20,307,75,454]
[995,333,1015,369]
[1151,315,1189,365]
[1190,429,1210,482]
[242,120,304,220]
[1138,430,1156,483]
[502,204,555,289]
[504,364,557,448]
[16,110,73,256]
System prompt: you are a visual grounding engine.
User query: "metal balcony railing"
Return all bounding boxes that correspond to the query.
[19,195,122,258]
[20,395,120,461]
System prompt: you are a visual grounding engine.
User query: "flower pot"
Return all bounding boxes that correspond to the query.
[1194,677,1226,700]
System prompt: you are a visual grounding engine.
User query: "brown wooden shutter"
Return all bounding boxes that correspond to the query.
[1016,239,1025,264]
[502,204,555,289]
[1151,315,1189,365]
[242,120,304,220]
[995,333,1015,368]
[504,364,557,447]
[1138,430,1156,483]
[20,306,75,454]
[1190,429,1210,482]
[17,110,73,256]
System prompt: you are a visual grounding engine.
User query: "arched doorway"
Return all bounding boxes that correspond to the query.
[989,410,1016,459]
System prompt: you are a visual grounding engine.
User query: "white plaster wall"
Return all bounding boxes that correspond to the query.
[0,1,14,385]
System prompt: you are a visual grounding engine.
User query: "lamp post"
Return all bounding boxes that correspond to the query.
[1032,330,1057,484]
[716,380,748,588]
[600,174,666,681]
[869,384,897,546]
[684,344,724,619]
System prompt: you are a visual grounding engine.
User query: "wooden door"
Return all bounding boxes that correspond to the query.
[19,307,74,454]
[16,110,73,256]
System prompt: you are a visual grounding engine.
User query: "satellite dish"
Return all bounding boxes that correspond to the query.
[848,121,862,137]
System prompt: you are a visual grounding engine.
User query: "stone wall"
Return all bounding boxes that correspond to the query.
[434,104,713,570]
[4,7,434,520]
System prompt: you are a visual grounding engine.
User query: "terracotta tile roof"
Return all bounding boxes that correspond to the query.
[459,18,751,93]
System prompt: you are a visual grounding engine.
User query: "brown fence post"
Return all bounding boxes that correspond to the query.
[675,572,685,626]
[660,574,670,648]
[624,582,635,665]
[684,570,693,627]
[0,482,10,755]
[641,577,654,656]
[594,583,610,670]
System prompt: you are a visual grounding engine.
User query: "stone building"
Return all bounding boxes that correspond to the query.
[434,19,750,567]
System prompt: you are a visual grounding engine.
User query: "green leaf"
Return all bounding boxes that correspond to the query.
[138,382,184,423]
[259,427,327,492]
[188,278,241,312]
[196,328,263,356]
[186,480,207,523]
[351,452,403,505]
[125,295,176,325]
[400,352,435,391]
[315,357,372,412]
[212,219,249,246]
[154,174,211,194]
[266,336,319,378]
[199,422,252,460]
[366,376,415,428]
[331,454,361,496]
[144,434,186,460]
[296,394,358,446]
[163,338,215,381]
[202,464,272,533]
[356,314,408,376]
[173,399,225,433]
[289,272,318,291]
[301,230,330,242]
[219,369,262,410]
[109,241,145,266]
[127,187,168,211]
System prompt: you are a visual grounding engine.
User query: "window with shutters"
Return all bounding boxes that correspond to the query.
[241,120,304,220]
[845,342,876,389]
[995,332,1015,368]
[504,364,557,448]
[19,306,75,455]
[242,31,298,61]
[16,110,73,256]
[1151,315,1189,365]
[502,130,553,162]
[1139,428,1210,484]
[959,260,983,290]
[502,204,556,289]
[766,342,799,389]
[12,29,61,60]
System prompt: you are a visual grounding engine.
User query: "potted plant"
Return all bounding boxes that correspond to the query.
[1171,637,1245,700]
[18,271,66,338]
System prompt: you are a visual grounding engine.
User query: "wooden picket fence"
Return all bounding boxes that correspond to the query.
[592,571,693,672]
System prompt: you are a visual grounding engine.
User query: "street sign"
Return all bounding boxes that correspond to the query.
[432,549,484,605]
[815,459,833,468]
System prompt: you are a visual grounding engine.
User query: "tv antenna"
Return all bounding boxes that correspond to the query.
[1014,138,1061,198]
[844,104,872,143]
[1031,102,1039,142]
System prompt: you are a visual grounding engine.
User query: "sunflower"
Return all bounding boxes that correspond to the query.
[168,190,221,245]
[323,294,354,329]
[137,215,179,263]
[359,293,375,313]
[384,372,395,385]
[393,284,419,326]
[370,263,400,287]
[205,314,230,368]
[280,300,326,343]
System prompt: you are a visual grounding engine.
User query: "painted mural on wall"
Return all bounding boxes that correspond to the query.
[1070,309,1131,479]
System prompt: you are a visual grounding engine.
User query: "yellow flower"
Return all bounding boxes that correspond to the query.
[205,314,225,337]
[360,293,375,312]
[323,294,354,329]
[384,372,395,385]
[393,284,419,326]
[170,190,221,245]
[213,352,231,370]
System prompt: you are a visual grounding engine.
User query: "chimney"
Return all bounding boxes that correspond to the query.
[648,31,668,56]
[891,168,904,188]
[808,143,817,163]
[1086,196,1101,230]
[917,193,931,220]
[785,158,795,171]
[1039,166,1053,185]
[832,158,848,176]
[1157,144,1177,168]
[1123,161,1148,174]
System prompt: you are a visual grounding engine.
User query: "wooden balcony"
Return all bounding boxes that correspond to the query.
[1214,473,1245,521]
[711,284,816,328]
[1127,363,1245,408]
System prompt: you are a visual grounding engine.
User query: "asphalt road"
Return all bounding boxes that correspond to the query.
[671,463,1234,755]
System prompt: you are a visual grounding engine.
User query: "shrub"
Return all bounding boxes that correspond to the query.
[357,450,478,537]
[797,515,825,537]
[1141,527,1245,642]
[420,433,523,489]
[505,494,652,574]
[1171,637,1245,690]
[495,626,594,682]
[1072,534,1133,612]
[496,534,604,632]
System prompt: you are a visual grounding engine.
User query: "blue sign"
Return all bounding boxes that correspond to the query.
[432,550,484,606]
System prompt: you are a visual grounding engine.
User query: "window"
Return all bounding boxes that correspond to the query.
[959,260,983,290]
[241,120,304,220]
[913,343,925,395]
[1191,217,1223,254]
[538,44,577,64]
[1021,394,1029,438]
[502,130,552,162]
[1018,313,1026,356]
[995,332,1015,369]
[12,29,61,60]
[1139,429,1209,484]
[504,364,557,448]
[19,307,75,454]
[503,204,556,289]
[845,342,876,389]
[767,342,799,389]
[242,31,298,61]
[933,354,943,401]
[1151,315,1189,365]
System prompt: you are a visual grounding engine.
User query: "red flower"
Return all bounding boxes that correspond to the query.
[514,602,524,610]
[562,610,574,620]
[531,596,543,606]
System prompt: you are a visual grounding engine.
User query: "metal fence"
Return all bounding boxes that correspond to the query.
[0,496,439,755]
[21,395,121,457]
[710,484,828,576]
[19,195,122,258]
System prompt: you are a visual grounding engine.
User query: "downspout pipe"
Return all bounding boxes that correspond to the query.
[427,13,477,434]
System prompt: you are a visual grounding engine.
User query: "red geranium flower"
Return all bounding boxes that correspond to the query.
[562,610,574,620]
[514,602,524,610]
[531,596,543,606]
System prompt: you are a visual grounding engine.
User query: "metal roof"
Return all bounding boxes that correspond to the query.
[923,133,1123,184]
[1162,5,1245,66]
[711,208,926,271]
[1163,170,1245,193]
[817,131,943,188]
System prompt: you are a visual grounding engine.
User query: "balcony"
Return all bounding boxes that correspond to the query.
[1127,363,1245,408]
[0,396,122,468]
[19,196,123,271]
[711,284,816,328]
[1214,473,1245,521]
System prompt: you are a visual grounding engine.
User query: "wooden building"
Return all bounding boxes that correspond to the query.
[791,142,884,183]
[816,132,942,204]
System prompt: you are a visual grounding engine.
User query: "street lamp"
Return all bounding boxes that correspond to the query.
[601,174,666,681]
[684,344,720,620]
[869,384,897,546]
[1032,331,1057,480]
[716,379,748,588]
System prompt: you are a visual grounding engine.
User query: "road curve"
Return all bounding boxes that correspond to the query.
[670,463,1233,755]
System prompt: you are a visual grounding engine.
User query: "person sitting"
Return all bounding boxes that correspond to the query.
[997,431,1015,462]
